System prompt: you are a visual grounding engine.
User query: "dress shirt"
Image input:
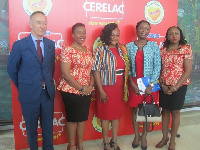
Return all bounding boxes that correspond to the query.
[31,33,44,57]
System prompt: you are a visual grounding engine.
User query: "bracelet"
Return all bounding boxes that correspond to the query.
[90,85,94,87]
[79,86,85,92]
[173,86,177,91]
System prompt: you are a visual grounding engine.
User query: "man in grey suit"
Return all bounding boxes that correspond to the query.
[7,11,55,150]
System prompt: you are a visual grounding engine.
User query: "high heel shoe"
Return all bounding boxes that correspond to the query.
[110,140,120,150]
[132,143,139,149]
[132,136,141,149]
[156,137,169,148]
[141,138,147,150]
[102,142,110,150]
[141,146,147,150]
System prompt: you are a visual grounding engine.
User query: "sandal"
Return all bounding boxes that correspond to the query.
[156,137,169,148]
[102,142,110,150]
[110,140,120,150]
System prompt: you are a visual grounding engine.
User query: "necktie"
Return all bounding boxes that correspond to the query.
[36,40,43,63]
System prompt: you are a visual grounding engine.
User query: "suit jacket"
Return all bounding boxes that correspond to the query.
[7,34,55,102]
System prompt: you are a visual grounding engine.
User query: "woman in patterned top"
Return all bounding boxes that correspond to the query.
[93,23,129,150]
[156,26,193,150]
[126,20,161,150]
[57,23,94,150]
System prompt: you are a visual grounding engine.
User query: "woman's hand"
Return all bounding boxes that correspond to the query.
[82,85,93,96]
[145,85,153,95]
[100,90,108,103]
[131,84,141,95]
[162,84,172,95]
[166,85,177,95]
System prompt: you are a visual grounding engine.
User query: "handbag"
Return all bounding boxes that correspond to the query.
[136,95,162,123]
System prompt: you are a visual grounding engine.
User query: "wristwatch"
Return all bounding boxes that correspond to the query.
[149,82,154,87]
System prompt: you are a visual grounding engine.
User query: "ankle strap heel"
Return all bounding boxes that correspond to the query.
[102,142,110,150]
[110,140,121,150]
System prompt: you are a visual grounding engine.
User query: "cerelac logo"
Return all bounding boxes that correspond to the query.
[145,0,164,25]
[22,0,52,16]
[83,0,125,20]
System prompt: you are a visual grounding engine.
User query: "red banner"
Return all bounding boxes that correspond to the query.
[9,0,177,149]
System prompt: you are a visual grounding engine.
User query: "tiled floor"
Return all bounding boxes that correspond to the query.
[0,109,200,150]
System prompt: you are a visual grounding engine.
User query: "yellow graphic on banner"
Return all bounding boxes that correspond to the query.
[145,0,164,25]
[22,0,52,16]
[92,115,112,132]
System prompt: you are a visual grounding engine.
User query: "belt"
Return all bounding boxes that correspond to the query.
[42,84,46,89]
[116,69,125,75]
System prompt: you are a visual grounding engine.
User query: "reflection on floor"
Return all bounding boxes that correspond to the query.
[0,109,200,150]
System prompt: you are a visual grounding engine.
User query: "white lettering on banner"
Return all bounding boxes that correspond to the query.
[146,33,165,48]
[17,31,64,50]
[83,2,124,13]
[53,116,65,126]
[52,40,64,49]
[20,112,65,136]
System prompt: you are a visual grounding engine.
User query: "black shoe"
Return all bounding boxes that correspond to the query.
[102,142,110,150]
[141,146,147,150]
[132,143,139,149]
[110,140,120,150]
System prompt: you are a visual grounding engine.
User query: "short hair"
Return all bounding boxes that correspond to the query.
[136,20,151,30]
[72,23,85,33]
[163,26,187,49]
[100,23,118,45]
[30,11,45,22]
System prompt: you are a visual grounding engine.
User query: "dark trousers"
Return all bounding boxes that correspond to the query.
[20,89,54,150]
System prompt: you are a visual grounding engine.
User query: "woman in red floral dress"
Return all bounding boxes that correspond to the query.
[57,23,94,150]
[156,26,193,150]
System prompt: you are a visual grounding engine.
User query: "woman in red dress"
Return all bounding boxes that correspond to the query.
[156,26,193,150]
[126,20,161,150]
[93,23,129,150]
